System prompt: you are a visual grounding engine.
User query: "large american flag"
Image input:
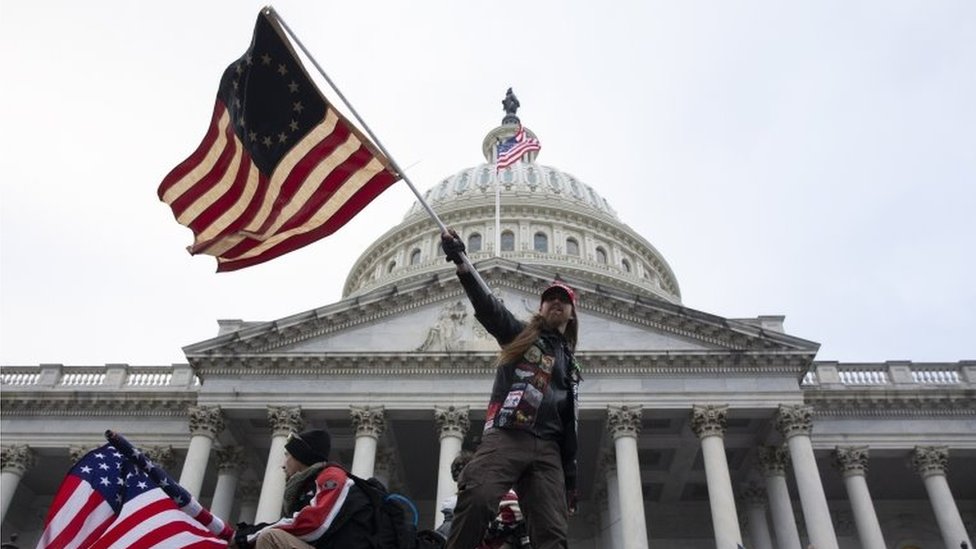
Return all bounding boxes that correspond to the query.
[158,9,400,272]
[496,124,541,170]
[36,444,228,549]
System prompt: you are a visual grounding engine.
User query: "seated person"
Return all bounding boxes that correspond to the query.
[233,428,386,549]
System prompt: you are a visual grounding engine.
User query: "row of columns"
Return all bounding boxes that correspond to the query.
[2,403,973,549]
[600,404,972,549]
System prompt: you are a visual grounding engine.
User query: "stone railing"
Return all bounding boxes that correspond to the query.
[802,361,975,389]
[0,363,200,390]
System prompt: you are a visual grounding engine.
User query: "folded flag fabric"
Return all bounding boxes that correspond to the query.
[158,9,400,271]
[36,443,227,549]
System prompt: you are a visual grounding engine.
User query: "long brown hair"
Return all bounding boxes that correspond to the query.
[497,313,578,365]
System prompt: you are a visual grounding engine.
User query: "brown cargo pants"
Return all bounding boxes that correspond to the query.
[446,428,568,549]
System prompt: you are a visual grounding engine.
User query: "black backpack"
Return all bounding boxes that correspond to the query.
[319,473,444,549]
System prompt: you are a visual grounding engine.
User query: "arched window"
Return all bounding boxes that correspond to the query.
[533,232,548,253]
[622,258,631,272]
[501,230,515,251]
[387,260,396,273]
[468,233,482,253]
[565,238,579,256]
[596,247,607,264]
[409,248,421,265]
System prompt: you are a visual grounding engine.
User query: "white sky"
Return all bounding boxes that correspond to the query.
[1,1,974,366]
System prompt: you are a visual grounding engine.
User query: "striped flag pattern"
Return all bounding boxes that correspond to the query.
[158,9,399,272]
[496,124,541,170]
[35,444,228,549]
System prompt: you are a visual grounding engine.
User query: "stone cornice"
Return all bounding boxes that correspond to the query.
[185,350,810,379]
[806,392,976,416]
[0,396,196,417]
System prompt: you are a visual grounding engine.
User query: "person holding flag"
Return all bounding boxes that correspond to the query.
[440,230,582,549]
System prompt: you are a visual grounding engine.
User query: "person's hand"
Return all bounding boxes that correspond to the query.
[566,489,579,516]
[441,229,465,264]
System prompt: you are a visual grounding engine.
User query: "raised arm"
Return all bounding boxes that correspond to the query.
[441,229,523,344]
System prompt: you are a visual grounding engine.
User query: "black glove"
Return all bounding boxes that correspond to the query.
[441,231,466,264]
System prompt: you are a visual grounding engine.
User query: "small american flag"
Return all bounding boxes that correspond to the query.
[158,9,399,271]
[36,444,228,549]
[496,124,541,170]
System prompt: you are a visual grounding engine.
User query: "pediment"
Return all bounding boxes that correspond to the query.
[183,261,819,365]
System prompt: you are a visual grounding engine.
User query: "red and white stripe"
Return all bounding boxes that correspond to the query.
[158,100,398,271]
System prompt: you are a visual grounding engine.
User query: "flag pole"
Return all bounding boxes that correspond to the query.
[267,7,490,293]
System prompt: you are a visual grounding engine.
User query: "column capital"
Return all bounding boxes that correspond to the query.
[268,406,304,437]
[740,481,767,507]
[607,404,642,440]
[912,445,949,478]
[832,446,869,477]
[691,404,728,439]
[145,445,177,471]
[1,445,35,475]
[434,405,470,440]
[757,445,790,477]
[188,405,225,439]
[776,404,814,439]
[68,445,98,463]
[351,405,386,439]
[216,445,246,474]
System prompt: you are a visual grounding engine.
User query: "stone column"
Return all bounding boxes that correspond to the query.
[210,445,245,523]
[179,405,225,498]
[741,482,774,549]
[350,406,386,478]
[832,446,886,549]
[607,405,648,549]
[758,445,802,549]
[433,405,469,528]
[1,445,35,524]
[691,404,743,549]
[912,446,973,549]
[237,482,261,524]
[776,404,839,549]
[601,450,624,549]
[255,406,303,523]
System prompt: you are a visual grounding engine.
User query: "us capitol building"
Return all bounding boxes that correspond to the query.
[2,104,974,549]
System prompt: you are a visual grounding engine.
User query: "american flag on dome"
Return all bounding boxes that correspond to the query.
[496,124,541,170]
[158,9,400,272]
[36,443,229,549]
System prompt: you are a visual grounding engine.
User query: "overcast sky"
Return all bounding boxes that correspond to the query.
[1,1,973,366]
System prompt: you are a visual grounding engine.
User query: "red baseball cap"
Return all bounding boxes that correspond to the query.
[541,282,577,307]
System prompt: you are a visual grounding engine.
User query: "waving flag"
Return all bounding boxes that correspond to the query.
[158,9,400,271]
[36,443,227,549]
[496,124,540,169]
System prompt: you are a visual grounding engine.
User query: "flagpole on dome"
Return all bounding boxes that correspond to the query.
[266,6,491,291]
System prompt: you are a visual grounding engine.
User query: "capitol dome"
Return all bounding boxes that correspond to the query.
[342,122,681,303]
